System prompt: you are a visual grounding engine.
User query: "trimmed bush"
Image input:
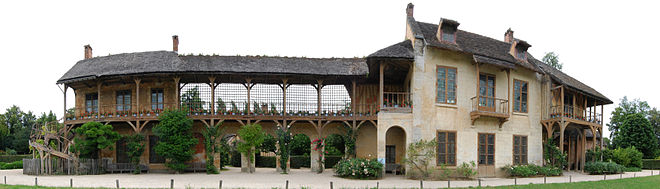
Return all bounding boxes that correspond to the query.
[230,150,241,167]
[333,158,383,179]
[642,159,660,169]
[611,147,643,168]
[0,155,30,163]
[290,155,310,168]
[502,164,562,177]
[585,161,625,174]
[255,155,276,168]
[0,160,22,169]
[324,155,343,168]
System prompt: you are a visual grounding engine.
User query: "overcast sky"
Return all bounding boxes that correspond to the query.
[1,0,658,137]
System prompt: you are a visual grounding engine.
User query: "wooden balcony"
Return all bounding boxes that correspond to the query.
[544,105,602,127]
[470,96,509,127]
[381,92,412,113]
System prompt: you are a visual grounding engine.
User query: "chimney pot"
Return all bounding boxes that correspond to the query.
[406,3,414,17]
[172,35,179,53]
[84,45,93,59]
[504,28,514,43]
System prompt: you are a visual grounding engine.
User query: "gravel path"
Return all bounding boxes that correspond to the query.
[1,167,658,188]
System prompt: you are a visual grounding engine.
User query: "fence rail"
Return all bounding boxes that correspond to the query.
[549,105,602,124]
[471,96,508,115]
[22,158,109,175]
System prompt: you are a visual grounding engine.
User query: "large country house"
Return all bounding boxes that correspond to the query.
[57,3,611,177]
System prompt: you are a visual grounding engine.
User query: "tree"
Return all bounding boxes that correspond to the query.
[72,122,120,159]
[202,122,224,174]
[544,138,567,168]
[611,113,659,158]
[403,139,437,180]
[275,127,292,173]
[324,134,345,156]
[153,109,198,173]
[608,97,651,142]
[181,86,205,113]
[291,134,311,156]
[259,134,277,153]
[0,115,7,139]
[236,124,266,173]
[542,52,563,70]
[124,134,145,174]
[648,108,660,146]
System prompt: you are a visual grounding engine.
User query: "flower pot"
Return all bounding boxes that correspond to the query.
[146,114,151,117]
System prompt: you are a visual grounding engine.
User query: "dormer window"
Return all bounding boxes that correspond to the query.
[515,47,526,60]
[437,18,460,44]
[441,27,456,43]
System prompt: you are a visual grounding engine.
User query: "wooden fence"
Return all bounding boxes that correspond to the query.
[23,158,109,175]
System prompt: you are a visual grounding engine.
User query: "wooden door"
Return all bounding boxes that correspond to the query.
[386,145,396,164]
[478,133,496,177]
[478,74,496,112]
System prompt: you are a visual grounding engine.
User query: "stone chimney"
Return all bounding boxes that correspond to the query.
[406,3,414,17]
[504,28,514,43]
[172,35,179,53]
[84,45,92,59]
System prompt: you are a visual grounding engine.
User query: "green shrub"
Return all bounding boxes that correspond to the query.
[290,155,310,168]
[585,161,625,174]
[324,155,343,168]
[624,167,642,172]
[291,134,310,156]
[255,155,276,168]
[0,155,31,163]
[153,110,198,173]
[642,159,660,169]
[333,158,383,179]
[455,161,478,179]
[72,122,120,159]
[0,160,22,169]
[587,147,614,162]
[124,134,145,174]
[502,164,562,177]
[611,147,643,168]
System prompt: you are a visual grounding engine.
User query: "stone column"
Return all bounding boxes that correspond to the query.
[240,147,256,173]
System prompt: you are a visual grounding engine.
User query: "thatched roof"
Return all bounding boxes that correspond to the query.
[414,21,542,73]
[368,40,414,59]
[535,59,612,104]
[409,19,611,104]
[57,51,368,84]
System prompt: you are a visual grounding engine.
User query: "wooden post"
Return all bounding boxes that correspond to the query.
[209,77,216,115]
[282,79,288,130]
[246,79,252,115]
[116,179,119,188]
[97,82,102,114]
[352,80,357,115]
[507,69,511,114]
[379,63,384,110]
[62,85,68,120]
[572,92,576,118]
[559,86,565,152]
[285,180,289,189]
[476,63,480,101]
[174,77,181,109]
[170,179,174,189]
[219,180,223,189]
[135,79,141,115]
[317,80,323,115]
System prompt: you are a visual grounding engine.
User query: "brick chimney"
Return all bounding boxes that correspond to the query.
[84,45,92,59]
[172,35,179,53]
[504,28,514,43]
[406,3,414,17]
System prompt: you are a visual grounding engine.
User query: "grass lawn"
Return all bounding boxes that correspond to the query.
[0,175,659,189]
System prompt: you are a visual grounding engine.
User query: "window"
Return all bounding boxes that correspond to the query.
[85,93,98,113]
[149,135,165,163]
[478,73,496,110]
[478,133,495,165]
[437,131,456,165]
[116,90,131,111]
[151,89,164,110]
[441,26,456,43]
[516,48,527,60]
[436,66,457,104]
[513,80,528,113]
[513,135,528,165]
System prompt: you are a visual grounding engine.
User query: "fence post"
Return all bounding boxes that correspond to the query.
[478,179,481,187]
[603,174,606,180]
[514,178,517,186]
[285,180,289,189]
[70,178,73,188]
[330,181,333,189]
[376,181,379,189]
[419,180,423,189]
[116,179,119,188]
[4,176,6,185]
[620,173,622,179]
[219,180,222,189]
[448,179,450,188]
[544,176,546,184]
[569,175,572,183]
[171,179,174,189]
[35,177,37,186]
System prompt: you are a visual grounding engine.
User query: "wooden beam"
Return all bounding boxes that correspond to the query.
[379,63,384,110]
[209,76,216,115]
[135,78,141,115]
[97,82,102,114]
[317,80,323,116]
[173,77,181,109]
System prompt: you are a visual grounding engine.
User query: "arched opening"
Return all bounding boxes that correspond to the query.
[385,126,406,172]
[356,123,377,159]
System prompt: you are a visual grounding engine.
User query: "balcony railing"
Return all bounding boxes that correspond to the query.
[382,92,412,110]
[65,102,379,121]
[549,105,602,124]
[470,96,508,115]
